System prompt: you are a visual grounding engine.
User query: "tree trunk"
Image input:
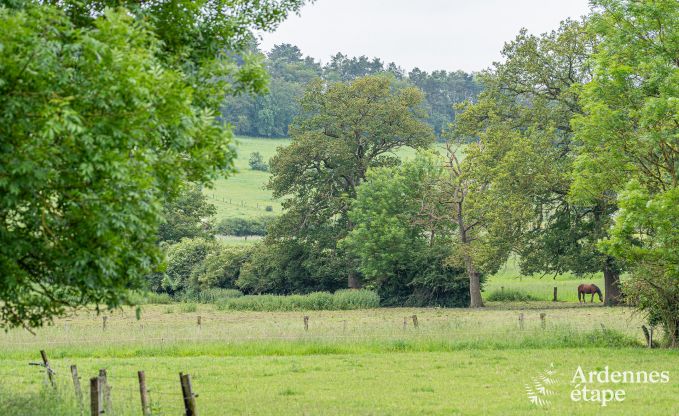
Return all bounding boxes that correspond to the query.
[348,269,361,289]
[603,257,621,306]
[465,255,484,308]
[456,202,483,308]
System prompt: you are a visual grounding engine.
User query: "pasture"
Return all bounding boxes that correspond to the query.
[1,305,677,415]
[208,137,449,221]
[207,137,290,220]
[485,256,606,303]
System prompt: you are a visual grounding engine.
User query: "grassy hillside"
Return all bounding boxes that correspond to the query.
[209,136,449,221]
[207,137,290,220]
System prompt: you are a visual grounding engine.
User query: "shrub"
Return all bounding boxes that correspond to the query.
[148,238,251,297]
[216,290,379,311]
[236,240,346,295]
[190,246,251,289]
[158,237,219,295]
[248,152,269,171]
[486,289,538,302]
[265,205,273,212]
[215,217,273,236]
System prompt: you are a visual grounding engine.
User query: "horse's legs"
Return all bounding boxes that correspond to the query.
[591,293,594,303]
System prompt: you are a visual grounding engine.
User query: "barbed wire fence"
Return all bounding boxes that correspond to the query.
[1,350,197,416]
[206,193,275,213]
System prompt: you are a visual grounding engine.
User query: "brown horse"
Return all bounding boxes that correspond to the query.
[578,284,603,303]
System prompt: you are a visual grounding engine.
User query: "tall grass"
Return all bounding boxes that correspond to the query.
[216,290,379,311]
[486,288,539,302]
[181,288,244,303]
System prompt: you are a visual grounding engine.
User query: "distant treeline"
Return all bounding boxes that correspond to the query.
[220,44,482,139]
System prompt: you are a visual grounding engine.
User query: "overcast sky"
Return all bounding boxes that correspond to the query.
[258,0,591,73]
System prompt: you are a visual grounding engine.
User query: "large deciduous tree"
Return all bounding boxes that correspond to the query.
[571,0,678,346]
[341,153,470,306]
[0,0,306,328]
[267,75,435,289]
[454,19,625,305]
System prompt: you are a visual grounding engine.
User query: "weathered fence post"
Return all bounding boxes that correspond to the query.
[90,377,103,416]
[303,316,309,331]
[411,315,419,328]
[102,316,107,331]
[98,369,112,415]
[553,287,558,302]
[518,313,524,330]
[180,373,198,416]
[40,350,55,388]
[342,320,347,333]
[71,365,84,412]
[540,313,546,329]
[138,371,150,416]
[197,316,202,328]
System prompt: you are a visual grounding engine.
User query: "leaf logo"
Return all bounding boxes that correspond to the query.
[526,363,559,407]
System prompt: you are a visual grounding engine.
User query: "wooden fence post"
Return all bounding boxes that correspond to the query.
[197,316,202,328]
[649,326,654,348]
[411,315,419,328]
[303,316,309,331]
[540,313,546,329]
[71,365,83,412]
[102,316,107,331]
[90,377,103,416]
[180,373,198,416]
[518,313,524,330]
[553,287,558,302]
[40,350,55,388]
[138,371,150,416]
[98,369,112,415]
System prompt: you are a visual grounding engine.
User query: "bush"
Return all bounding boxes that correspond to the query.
[248,152,269,171]
[148,238,252,297]
[215,217,273,236]
[190,246,251,289]
[216,289,379,311]
[236,239,345,295]
[486,288,538,302]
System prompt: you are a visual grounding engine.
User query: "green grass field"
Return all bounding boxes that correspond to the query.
[207,137,290,220]
[484,256,607,303]
[1,305,677,415]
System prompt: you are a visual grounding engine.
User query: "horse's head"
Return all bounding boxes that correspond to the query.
[596,286,603,302]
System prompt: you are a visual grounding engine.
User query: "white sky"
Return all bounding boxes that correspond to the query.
[258,0,591,73]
